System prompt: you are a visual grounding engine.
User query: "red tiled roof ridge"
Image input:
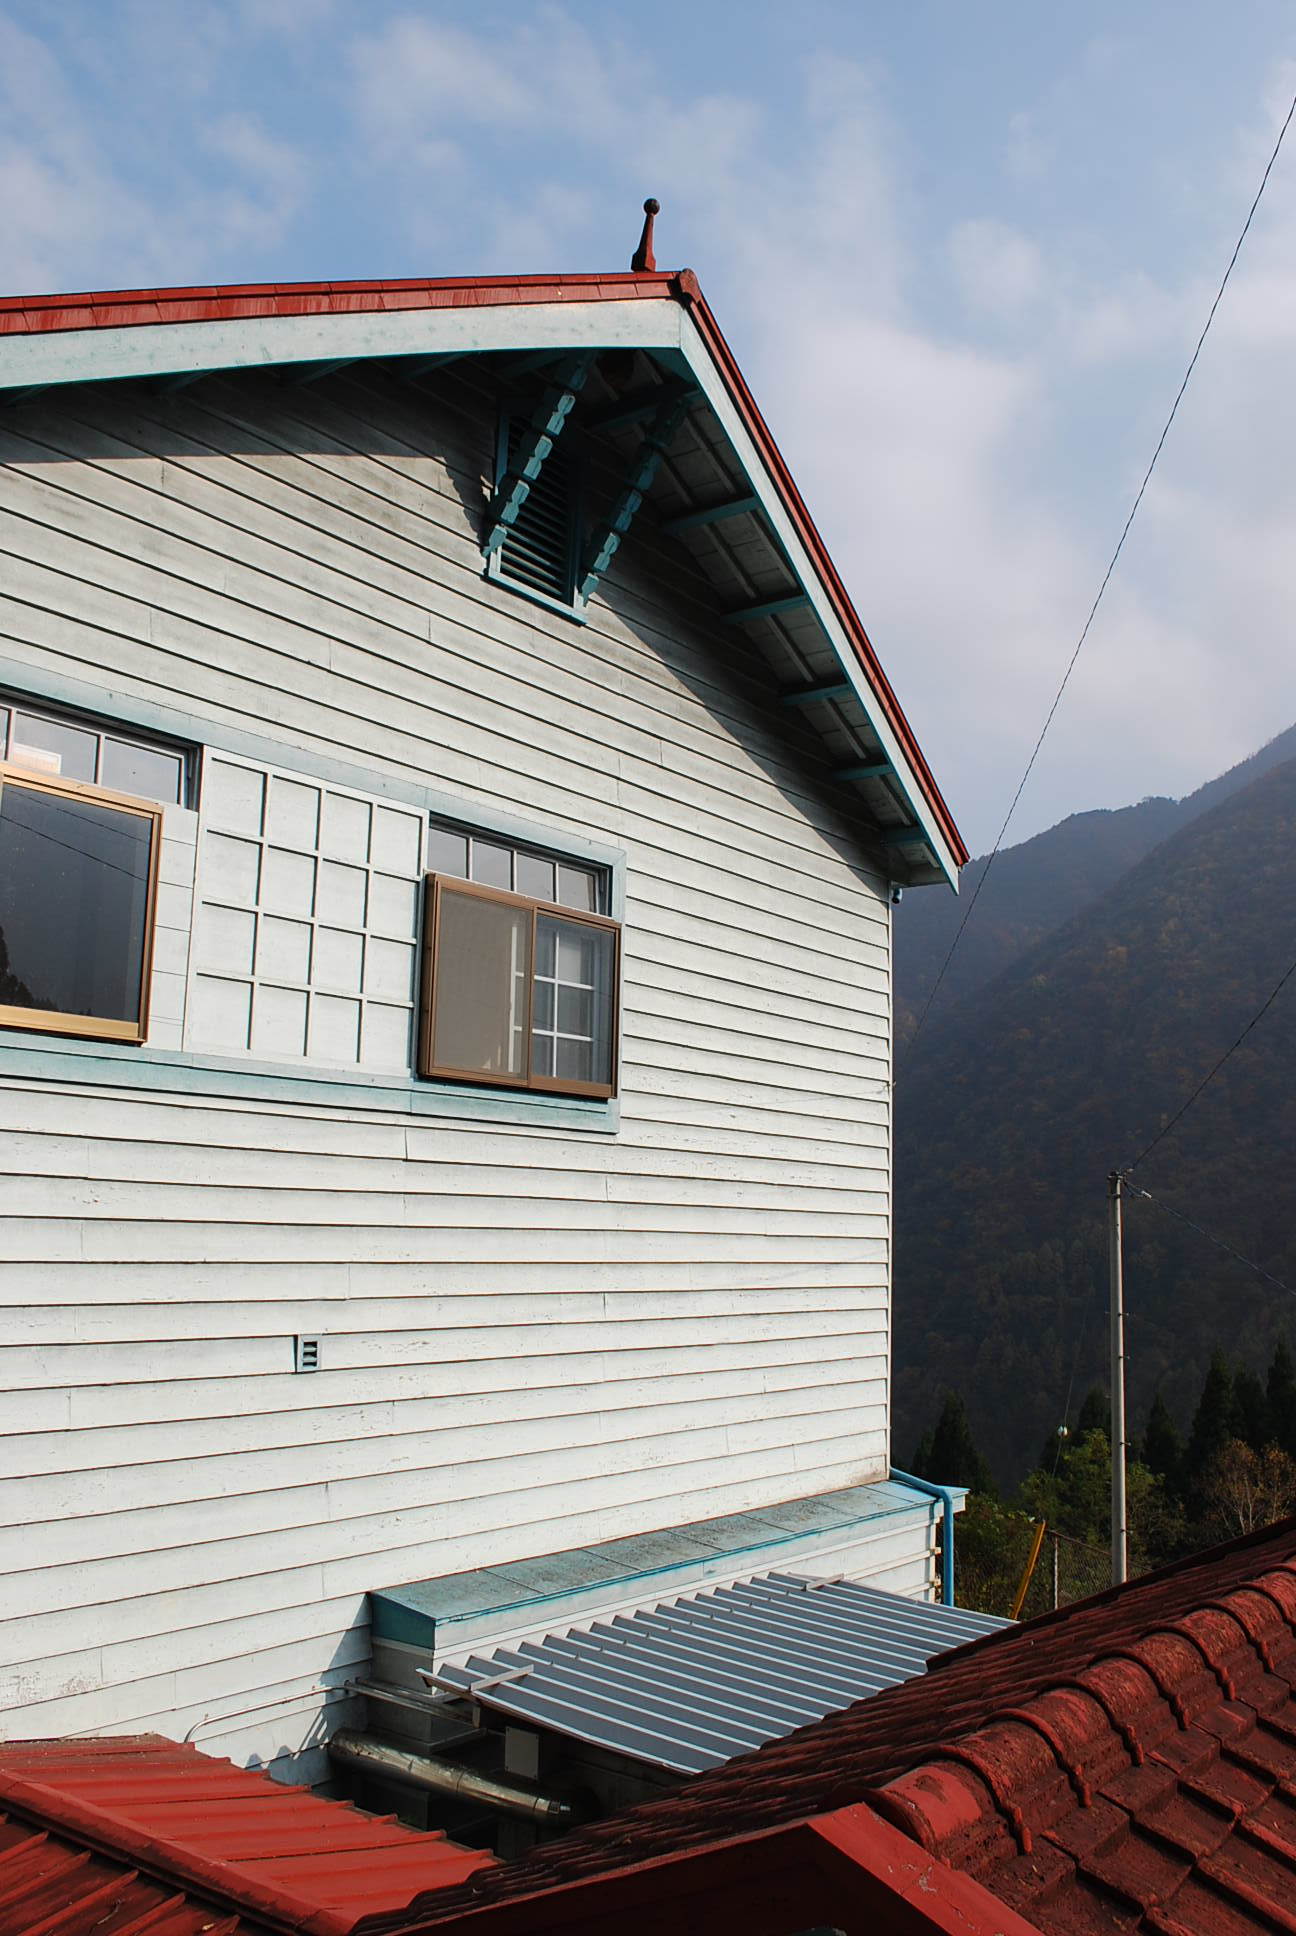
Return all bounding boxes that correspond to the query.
[0,262,967,866]
[871,1550,1296,1932]
[377,1516,1296,1929]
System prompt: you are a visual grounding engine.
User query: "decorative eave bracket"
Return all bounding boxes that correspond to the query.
[576,387,697,605]
[482,351,596,559]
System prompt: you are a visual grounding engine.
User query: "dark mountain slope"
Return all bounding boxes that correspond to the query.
[893,753,1296,1485]
[896,722,1296,1038]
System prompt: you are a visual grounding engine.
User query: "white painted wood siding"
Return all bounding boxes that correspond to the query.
[0,362,900,1775]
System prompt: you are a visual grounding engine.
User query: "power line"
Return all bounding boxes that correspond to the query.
[1126,944,1296,1172]
[1123,1177,1296,1302]
[901,85,1296,1069]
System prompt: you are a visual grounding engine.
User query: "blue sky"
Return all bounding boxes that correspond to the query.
[3,1,1294,850]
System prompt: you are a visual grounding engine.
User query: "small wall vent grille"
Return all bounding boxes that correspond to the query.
[496,419,579,604]
[294,1335,321,1373]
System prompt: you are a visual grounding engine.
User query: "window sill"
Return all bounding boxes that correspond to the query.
[0,1029,620,1132]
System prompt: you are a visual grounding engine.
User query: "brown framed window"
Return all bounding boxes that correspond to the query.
[0,763,163,1044]
[419,875,619,1099]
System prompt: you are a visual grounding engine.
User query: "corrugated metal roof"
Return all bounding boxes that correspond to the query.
[431,1570,1006,1776]
[0,1736,493,1936]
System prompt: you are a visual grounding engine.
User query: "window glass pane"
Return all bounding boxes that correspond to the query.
[0,780,154,1025]
[0,708,9,758]
[515,851,555,902]
[556,1035,596,1082]
[556,924,595,983]
[556,863,598,912]
[532,1033,555,1078]
[557,984,593,1037]
[470,839,512,890]
[100,737,184,805]
[532,914,614,1087]
[432,886,531,1078]
[10,712,97,784]
[426,826,468,878]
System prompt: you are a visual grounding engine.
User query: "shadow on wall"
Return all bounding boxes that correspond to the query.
[182,1607,369,1789]
[7,354,892,900]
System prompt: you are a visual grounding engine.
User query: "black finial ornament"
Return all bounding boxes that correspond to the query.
[631,198,660,273]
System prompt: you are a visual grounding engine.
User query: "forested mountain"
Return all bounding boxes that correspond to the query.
[893,748,1296,1486]
[895,723,1296,1039]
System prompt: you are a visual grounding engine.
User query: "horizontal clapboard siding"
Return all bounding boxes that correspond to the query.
[0,360,909,1775]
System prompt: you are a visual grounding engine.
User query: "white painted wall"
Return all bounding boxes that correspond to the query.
[0,360,909,1779]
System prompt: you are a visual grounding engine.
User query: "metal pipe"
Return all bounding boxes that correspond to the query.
[891,1467,957,1606]
[328,1730,577,1825]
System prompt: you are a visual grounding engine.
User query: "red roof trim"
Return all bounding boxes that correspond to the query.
[673,274,967,866]
[0,266,965,865]
[0,272,677,336]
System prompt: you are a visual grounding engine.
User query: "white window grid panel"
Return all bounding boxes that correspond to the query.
[187,753,426,1072]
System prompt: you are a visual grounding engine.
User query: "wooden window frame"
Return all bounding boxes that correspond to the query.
[0,761,164,1045]
[418,873,620,1100]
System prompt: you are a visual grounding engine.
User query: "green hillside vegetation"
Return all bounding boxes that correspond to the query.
[895,722,1296,1041]
[893,751,1296,1487]
[911,1346,1296,1616]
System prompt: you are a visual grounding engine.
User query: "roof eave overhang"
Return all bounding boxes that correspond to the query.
[0,275,966,885]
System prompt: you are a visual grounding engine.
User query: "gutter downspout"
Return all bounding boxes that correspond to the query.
[890,1467,956,1607]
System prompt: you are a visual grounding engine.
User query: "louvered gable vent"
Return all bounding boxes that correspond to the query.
[498,419,579,604]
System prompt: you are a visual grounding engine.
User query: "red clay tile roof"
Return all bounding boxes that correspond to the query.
[0,1737,492,1936]
[381,1515,1296,1934]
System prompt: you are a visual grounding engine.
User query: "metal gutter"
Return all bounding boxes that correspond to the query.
[889,1468,958,1607]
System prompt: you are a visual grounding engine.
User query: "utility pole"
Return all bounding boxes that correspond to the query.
[1108,1170,1128,1585]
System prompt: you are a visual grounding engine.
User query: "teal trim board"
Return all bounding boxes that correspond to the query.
[0,1031,620,1134]
[369,1477,952,1656]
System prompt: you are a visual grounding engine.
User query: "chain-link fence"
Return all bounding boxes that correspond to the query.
[952,1500,1111,1620]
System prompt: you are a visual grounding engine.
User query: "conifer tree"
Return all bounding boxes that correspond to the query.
[1231,1368,1270,1453]
[1268,1338,1296,1459]
[1076,1385,1109,1440]
[1142,1392,1183,1490]
[1184,1352,1235,1497]
[912,1392,994,1495]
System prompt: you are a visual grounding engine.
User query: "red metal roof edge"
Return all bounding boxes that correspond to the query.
[0,1744,358,1936]
[0,271,678,331]
[0,264,966,867]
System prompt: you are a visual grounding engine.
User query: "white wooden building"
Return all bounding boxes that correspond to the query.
[0,259,967,1785]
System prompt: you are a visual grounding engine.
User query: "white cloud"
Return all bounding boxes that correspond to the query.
[5,6,1294,851]
[949,219,1046,320]
[335,18,1296,845]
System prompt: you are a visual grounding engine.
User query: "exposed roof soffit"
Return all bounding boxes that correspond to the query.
[0,296,959,887]
[0,296,685,391]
